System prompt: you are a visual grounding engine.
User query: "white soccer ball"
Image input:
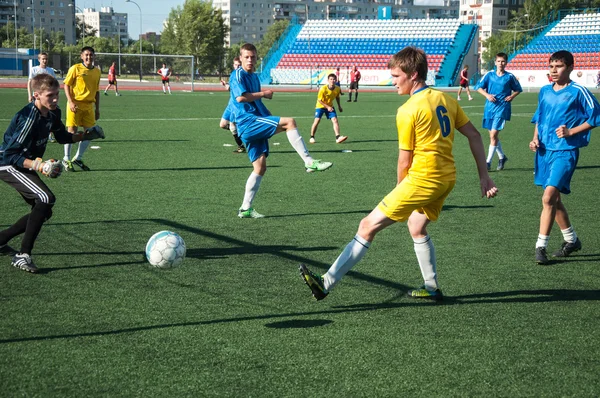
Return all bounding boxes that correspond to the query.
[145,231,186,269]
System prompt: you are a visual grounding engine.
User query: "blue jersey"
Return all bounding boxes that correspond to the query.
[474,71,522,120]
[229,68,270,130]
[532,82,600,151]
[0,103,73,168]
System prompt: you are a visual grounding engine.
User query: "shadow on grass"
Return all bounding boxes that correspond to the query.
[265,209,370,219]
[98,139,192,143]
[442,204,494,211]
[88,165,260,172]
[274,149,380,154]
[265,319,333,329]
[2,288,598,344]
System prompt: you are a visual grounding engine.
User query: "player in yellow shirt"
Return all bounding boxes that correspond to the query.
[300,47,498,301]
[309,74,347,144]
[62,46,101,172]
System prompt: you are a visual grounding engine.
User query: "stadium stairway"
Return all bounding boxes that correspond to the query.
[436,24,477,87]
[259,22,303,85]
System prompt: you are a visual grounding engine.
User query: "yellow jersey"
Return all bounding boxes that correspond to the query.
[396,87,470,182]
[315,84,341,108]
[64,63,101,108]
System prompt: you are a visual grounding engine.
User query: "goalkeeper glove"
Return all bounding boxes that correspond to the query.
[82,125,105,140]
[31,158,63,178]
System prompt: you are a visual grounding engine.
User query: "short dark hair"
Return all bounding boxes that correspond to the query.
[496,52,508,61]
[327,73,337,80]
[388,46,428,81]
[233,56,241,63]
[38,52,48,58]
[31,74,59,92]
[549,50,574,67]
[240,43,257,54]
[81,46,95,54]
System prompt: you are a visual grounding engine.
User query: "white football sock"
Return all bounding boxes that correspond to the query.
[74,140,90,161]
[536,234,550,248]
[64,144,72,161]
[496,141,505,159]
[413,235,438,290]
[229,122,238,134]
[487,145,497,163]
[323,234,371,291]
[168,86,171,94]
[286,128,312,164]
[560,226,577,243]
[241,172,262,210]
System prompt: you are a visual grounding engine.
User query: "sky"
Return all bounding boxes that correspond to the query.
[76,0,189,38]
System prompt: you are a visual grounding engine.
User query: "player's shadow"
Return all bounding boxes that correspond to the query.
[264,319,333,329]
[266,209,370,218]
[442,204,494,211]
[332,288,600,310]
[274,149,380,154]
[4,289,598,344]
[89,165,264,172]
[347,139,397,143]
[186,245,337,260]
[100,139,191,143]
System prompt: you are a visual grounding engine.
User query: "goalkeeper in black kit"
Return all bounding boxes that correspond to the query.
[0,74,105,273]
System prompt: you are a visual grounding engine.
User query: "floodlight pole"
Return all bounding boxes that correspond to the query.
[126,0,143,82]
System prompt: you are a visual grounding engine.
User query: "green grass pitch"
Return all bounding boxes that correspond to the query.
[1,87,599,396]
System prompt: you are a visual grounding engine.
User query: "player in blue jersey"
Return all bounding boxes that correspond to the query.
[475,53,522,171]
[230,43,333,218]
[219,56,245,153]
[529,51,600,265]
[0,74,104,273]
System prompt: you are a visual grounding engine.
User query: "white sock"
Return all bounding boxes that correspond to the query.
[413,235,438,290]
[168,86,171,94]
[64,144,72,161]
[241,172,262,210]
[323,234,371,291]
[286,128,312,164]
[229,122,238,134]
[74,140,90,161]
[536,234,550,248]
[487,145,497,163]
[496,141,505,159]
[163,87,166,93]
[560,226,577,243]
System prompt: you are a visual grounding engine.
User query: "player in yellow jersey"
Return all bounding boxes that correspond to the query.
[300,47,498,301]
[309,74,347,144]
[62,46,101,172]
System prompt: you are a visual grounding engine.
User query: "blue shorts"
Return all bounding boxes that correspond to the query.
[238,116,281,163]
[314,107,337,120]
[534,148,579,194]
[221,103,234,122]
[482,118,506,131]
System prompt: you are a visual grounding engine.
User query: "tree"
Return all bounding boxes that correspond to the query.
[160,0,227,75]
[256,20,289,61]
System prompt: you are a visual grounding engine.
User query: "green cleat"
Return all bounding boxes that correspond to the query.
[299,263,328,300]
[238,208,265,219]
[62,160,74,172]
[407,285,444,301]
[305,159,333,173]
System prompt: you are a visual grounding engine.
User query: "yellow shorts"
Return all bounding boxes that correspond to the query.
[377,176,456,222]
[66,103,95,128]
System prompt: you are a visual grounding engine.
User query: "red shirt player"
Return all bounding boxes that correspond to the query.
[348,66,361,102]
[457,65,473,101]
[157,63,172,94]
[103,61,121,96]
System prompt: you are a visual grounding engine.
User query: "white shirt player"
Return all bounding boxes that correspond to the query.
[158,67,170,79]
[29,65,56,79]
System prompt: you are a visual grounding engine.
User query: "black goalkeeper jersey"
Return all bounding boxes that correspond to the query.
[0,103,74,168]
